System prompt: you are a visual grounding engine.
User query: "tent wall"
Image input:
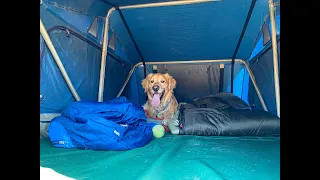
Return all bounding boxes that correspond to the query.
[40,1,132,113]
[123,65,153,106]
[123,63,244,107]
[232,13,280,110]
[224,64,246,100]
[156,64,221,103]
[248,40,280,115]
[243,12,280,116]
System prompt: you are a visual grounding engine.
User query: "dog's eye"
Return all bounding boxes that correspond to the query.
[161,80,165,83]
[151,80,154,83]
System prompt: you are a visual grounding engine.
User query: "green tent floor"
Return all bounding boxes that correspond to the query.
[40,135,280,180]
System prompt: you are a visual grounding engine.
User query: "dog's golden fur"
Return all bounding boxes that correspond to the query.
[141,73,178,125]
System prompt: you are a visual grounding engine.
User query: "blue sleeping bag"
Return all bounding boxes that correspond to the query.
[48,97,154,151]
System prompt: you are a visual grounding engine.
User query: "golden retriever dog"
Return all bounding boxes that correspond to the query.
[141,73,178,126]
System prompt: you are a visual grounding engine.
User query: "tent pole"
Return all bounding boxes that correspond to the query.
[40,19,81,101]
[268,0,280,117]
[119,0,220,9]
[98,7,115,102]
[116,59,268,112]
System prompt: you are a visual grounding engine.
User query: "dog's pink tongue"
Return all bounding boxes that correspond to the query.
[151,94,161,107]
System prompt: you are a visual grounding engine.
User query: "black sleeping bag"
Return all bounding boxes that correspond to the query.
[178,92,280,136]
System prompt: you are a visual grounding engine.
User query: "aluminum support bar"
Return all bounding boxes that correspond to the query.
[268,0,280,117]
[98,7,115,102]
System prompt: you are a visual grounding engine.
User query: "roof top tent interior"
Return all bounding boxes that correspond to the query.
[40,0,280,179]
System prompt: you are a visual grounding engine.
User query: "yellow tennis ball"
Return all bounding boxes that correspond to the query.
[152,125,165,138]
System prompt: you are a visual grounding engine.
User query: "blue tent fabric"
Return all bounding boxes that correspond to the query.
[48,97,154,151]
[239,14,280,113]
[40,3,131,113]
[120,0,269,62]
[224,14,280,108]
[249,15,280,60]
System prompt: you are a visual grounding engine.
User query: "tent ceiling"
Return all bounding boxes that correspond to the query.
[42,0,279,63]
[111,0,272,62]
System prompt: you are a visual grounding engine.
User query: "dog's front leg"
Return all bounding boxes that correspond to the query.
[161,111,175,125]
[167,118,180,135]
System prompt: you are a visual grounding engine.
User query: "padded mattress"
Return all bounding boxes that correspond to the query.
[40,135,280,180]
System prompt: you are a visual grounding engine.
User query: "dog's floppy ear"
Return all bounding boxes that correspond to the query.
[141,73,153,92]
[165,73,176,91]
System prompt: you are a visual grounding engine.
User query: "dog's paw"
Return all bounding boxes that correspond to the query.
[167,120,180,135]
[173,119,180,126]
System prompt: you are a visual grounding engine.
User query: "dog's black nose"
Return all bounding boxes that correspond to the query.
[152,85,160,91]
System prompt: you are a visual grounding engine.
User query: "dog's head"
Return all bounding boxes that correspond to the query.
[141,73,176,106]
